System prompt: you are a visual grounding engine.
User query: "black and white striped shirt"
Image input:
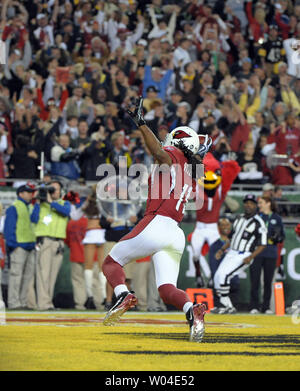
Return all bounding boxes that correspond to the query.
[230,214,268,253]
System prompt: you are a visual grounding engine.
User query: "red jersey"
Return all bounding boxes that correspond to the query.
[196,160,240,224]
[267,127,300,156]
[144,146,195,223]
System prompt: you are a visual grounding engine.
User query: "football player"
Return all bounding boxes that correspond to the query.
[102,97,211,342]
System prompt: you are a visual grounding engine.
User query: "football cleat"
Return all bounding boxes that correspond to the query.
[250,308,260,314]
[210,306,222,314]
[186,303,206,342]
[103,291,138,326]
[218,306,237,314]
[210,306,237,314]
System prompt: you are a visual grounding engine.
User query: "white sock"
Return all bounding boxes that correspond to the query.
[183,302,193,314]
[84,269,93,298]
[220,295,233,308]
[114,284,129,298]
[98,272,107,300]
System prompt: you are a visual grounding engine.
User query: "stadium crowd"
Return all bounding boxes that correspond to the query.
[0,0,300,186]
[0,0,300,313]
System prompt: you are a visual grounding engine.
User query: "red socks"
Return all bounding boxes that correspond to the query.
[158,284,191,311]
[102,255,126,288]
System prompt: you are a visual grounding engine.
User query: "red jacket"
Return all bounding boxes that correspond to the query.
[2,25,27,49]
[275,12,290,40]
[65,217,87,263]
[36,88,69,121]
[246,1,268,42]
[268,127,300,155]
[230,122,251,153]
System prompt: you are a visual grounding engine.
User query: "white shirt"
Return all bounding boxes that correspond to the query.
[173,46,191,68]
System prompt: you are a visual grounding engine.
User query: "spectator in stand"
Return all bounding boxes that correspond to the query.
[107,13,144,54]
[1,0,28,50]
[142,86,162,113]
[33,13,54,50]
[80,125,112,181]
[8,134,39,182]
[267,114,300,185]
[262,183,275,198]
[144,100,166,135]
[64,86,93,120]
[142,41,174,101]
[70,119,90,150]
[273,185,289,216]
[148,5,178,45]
[105,131,132,173]
[50,134,81,180]
[288,148,300,185]
[170,101,192,131]
[35,75,69,122]
[245,0,268,44]
[236,141,263,187]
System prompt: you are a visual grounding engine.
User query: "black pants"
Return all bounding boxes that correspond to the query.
[250,256,277,312]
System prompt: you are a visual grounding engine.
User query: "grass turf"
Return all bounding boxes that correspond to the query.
[0,311,299,371]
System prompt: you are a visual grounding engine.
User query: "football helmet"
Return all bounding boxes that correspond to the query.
[163,126,200,155]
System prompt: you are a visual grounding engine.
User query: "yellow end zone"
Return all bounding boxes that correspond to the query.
[0,311,299,371]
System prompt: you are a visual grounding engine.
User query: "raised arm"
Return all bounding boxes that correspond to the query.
[127,97,172,166]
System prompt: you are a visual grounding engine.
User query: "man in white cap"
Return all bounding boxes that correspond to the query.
[262,183,274,198]
[33,13,54,49]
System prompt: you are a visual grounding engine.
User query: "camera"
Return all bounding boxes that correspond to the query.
[36,184,56,202]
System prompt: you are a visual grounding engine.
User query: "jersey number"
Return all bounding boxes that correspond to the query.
[176,184,193,212]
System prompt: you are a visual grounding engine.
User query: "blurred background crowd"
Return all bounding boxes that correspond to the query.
[0,0,300,314]
[0,0,300,186]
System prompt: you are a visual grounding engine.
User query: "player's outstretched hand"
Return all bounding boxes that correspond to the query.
[127,97,146,127]
[197,134,212,159]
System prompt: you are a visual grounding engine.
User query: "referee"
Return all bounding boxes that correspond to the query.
[212,194,267,314]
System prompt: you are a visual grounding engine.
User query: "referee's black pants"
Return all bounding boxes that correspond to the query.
[250,256,277,312]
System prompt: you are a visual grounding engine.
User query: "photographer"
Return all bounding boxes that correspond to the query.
[31,181,71,310]
[249,196,285,314]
